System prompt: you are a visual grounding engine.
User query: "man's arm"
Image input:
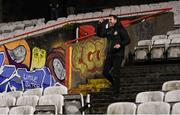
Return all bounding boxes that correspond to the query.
[96,19,107,38]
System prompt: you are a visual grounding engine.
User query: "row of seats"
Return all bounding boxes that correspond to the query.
[134,33,180,61]
[107,80,180,114]
[0,85,86,114]
[0,1,178,42]
[107,101,180,114]
[0,85,68,99]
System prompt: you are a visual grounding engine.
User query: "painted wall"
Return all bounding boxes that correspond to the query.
[0,12,174,92]
[0,26,74,92]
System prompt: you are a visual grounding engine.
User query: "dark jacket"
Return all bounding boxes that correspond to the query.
[97,21,130,57]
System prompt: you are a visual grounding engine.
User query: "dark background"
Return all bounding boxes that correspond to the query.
[1,0,177,22]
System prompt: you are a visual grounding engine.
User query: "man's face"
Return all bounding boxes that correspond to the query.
[108,16,117,27]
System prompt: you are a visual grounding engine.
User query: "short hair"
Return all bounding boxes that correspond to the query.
[109,15,118,20]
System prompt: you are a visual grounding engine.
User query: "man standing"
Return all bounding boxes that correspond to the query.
[97,15,130,93]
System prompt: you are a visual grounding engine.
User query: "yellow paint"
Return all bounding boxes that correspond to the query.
[30,47,46,70]
[69,46,72,89]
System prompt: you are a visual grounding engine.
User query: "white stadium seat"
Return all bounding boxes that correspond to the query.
[92,11,102,18]
[130,5,140,16]
[9,105,34,115]
[0,96,16,107]
[39,94,64,114]
[16,95,39,107]
[57,17,67,22]
[165,90,180,102]
[151,35,167,41]
[134,40,151,61]
[83,12,93,19]
[44,85,68,95]
[151,39,170,59]
[120,6,131,17]
[139,5,151,15]
[23,88,43,97]
[3,91,23,99]
[0,107,9,115]
[107,102,137,114]
[67,15,77,21]
[75,14,84,20]
[162,80,180,91]
[137,102,170,114]
[102,9,112,16]
[172,102,180,114]
[136,91,164,103]
[149,3,161,10]
[111,8,121,15]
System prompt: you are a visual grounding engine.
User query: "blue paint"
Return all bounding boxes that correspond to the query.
[0,52,56,92]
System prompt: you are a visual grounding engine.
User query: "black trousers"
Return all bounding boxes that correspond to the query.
[103,54,123,91]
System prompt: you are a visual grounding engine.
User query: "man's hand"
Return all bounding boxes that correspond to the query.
[98,19,104,23]
[114,44,121,49]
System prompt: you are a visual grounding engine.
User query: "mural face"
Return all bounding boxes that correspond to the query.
[53,58,66,80]
[8,45,26,63]
[30,47,47,70]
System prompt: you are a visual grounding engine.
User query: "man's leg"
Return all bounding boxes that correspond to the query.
[102,56,114,85]
[112,56,124,93]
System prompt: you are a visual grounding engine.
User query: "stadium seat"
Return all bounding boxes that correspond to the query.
[63,94,84,114]
[174,16,180,25]
[57,17,67,22]
[23,88,43,97]
[24,26,35,32]
[46,20,57,26]
[1,25,15,33]
[167,34,180,59]
[137,102,170,114]
[111,8,121,15]
[23,20,34,27]
[150,39,170,60]
[0,107,9,115]
[9,105,34,115]
[83,12,93,19]
[162,80,180,91]
[92,11,102,18]
[149,3,161,10]
[130,5,140,16]
[165,89,180,102]
[31,19,38,25]
[102,8,112,16]
[3,91,23,99]
[139,5,151,15]
[151,35,167,41]
[120,6,131,17]
[44,85,68,95]
[37,18,45,24]
[159,2,169,9]
[67,15,77,21]
[167,29,180,35]
[38,94,64,114]
[13,30,24,35]
[136,91,164,103]
[107,102,137,114]
[16,95,39,107]
[134,40,151,61]
[171,102,180,114]
[0,96,16,106]
[75,14,84,20]
[14,24,25,30]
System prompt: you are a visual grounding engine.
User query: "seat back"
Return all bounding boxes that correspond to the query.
[165,90,180,102]
[162,80,180,91]
[9,105,34,115]
[23,88,43,97]
[136,91,164,103]
[172,102,180,114]
[16,95,39,107]
[107,102,137,114]
[39,94,64,114]
[0,96,16,107]
[137,102,170,114]
[44,85,68,95]
[0,107,9,115]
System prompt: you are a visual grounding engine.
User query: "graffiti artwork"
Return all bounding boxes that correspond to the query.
[72,38,106,76]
